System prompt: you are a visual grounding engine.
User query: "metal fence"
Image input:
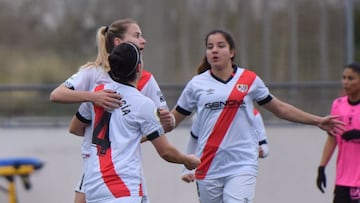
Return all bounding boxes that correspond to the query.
[0,82,342,127]
[0,0,353,127]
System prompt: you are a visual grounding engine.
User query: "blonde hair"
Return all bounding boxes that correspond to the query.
[81,18,137,72]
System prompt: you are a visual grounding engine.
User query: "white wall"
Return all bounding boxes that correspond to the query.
[0,126,335,203]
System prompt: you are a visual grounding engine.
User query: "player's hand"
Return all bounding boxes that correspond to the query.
[157,108,175,132]
[318,115,345,136]
[316,166,326,193]
[182,173,195,183]
[92,89,122,110]
[258,147,264,158]
[184,154,200,170]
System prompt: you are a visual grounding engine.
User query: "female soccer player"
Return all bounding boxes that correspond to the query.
[161,29,344,203]
[317,62,360,203]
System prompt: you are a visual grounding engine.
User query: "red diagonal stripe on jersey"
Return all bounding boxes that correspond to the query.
[93,84,106,140]
[137,70,151,91]
[195,70,256,179]
[92,84,112,155]
[93,85,131,197]
[99,147,131,197]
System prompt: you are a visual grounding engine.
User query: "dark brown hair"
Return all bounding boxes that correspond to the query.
[196,29,237,74]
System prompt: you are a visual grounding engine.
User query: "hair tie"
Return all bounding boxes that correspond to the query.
[104,26,109,33]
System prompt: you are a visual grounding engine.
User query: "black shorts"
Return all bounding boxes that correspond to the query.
[333,185,360,203]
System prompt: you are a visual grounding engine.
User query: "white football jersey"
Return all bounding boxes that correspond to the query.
[82,82,164,203]
[176,67,271,179]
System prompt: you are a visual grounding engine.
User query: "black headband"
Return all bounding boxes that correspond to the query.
[125,42,141,76]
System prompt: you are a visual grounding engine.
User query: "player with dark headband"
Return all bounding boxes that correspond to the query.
[77,42,200,203]
[51,18,172,203]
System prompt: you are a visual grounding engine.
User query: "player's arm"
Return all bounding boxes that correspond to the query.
[50,84,121,109]
[262,97,344,135]
[155,107,188,133]
[172,109,188,127]
[254,110,269,158]
[69,103,92,136]
[140,136,148,143]
[150,134,200,170]
[316,135,337,193]
[50,84,95,103]
[157,108,176,132]
[181,133,197,183]
[141,98,199,169]
[319,135,337,167]
[69,115,88,137]
[258,139,269,158]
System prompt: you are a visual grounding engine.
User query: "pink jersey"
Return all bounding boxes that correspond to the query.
[331,96,360,187]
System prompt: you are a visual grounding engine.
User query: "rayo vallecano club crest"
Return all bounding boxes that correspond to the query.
[236,84,248,92]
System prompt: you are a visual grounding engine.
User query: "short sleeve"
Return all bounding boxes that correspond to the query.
[139,74,168,109]
[64,67,99,91]
[137,99,165,137]
[77,102,92,122]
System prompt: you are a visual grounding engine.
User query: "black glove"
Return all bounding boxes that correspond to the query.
[316,166,326,193]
